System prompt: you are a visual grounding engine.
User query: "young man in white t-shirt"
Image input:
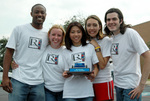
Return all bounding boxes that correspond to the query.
[104,8,150,101]
[2,4,48,101]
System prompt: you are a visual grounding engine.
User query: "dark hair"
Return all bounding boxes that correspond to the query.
[65,21,87,51]
[85,15,105,40]
[104,8,131,35]
[31,4,46,12]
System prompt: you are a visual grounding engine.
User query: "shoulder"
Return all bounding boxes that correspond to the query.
[125,28,139,35]
[102,36,112,41]
[84,43,95,50]
[13,23,27,29]
[42,27,49,33]
[100,36,112,44]
[124,28,140,39]
[62,48,70,53]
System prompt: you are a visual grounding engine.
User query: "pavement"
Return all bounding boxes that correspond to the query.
[146,80,150,85]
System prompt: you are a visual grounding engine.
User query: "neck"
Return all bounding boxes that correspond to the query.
[31,23,43,29]
[73,44,81,47]
[51,44,61,49]
[113,29,120,35]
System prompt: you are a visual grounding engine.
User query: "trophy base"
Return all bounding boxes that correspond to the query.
[67,68,92,75]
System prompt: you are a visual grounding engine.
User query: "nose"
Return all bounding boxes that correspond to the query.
[74,32,79,36]
[37,12,42,17]
[90,25,94,29]
[109,19,113,23]
[54,35,58,39]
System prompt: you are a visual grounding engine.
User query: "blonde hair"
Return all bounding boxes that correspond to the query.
[48,24,66,46]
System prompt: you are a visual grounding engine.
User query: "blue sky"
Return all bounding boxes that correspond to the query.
[0,0,150,39]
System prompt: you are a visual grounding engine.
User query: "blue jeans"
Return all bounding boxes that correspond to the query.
[45,88,64,101]
[115,86,142,101]
[64,97,93,101]
[9,78,45,101]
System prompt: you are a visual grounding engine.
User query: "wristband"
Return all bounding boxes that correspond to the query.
[95,47,101,52]
[95,46,101,50]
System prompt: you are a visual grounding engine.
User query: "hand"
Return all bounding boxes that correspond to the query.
[2,77,13,93]
[11,61,18,69]
[63,71,72,78]
[84,71,95,82]
[90,40,99,47]
[128,85,144,99]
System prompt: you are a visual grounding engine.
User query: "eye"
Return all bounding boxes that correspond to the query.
[51,33,55,36]
[71,31,75,33]
[58,34,62,37]
[87,24,91,27]
[77,30,81,33]
[93,23,97,27]
[41,11,45,14]
[112,18,117,21]
[107,18,110,22]
[35,11,39,14]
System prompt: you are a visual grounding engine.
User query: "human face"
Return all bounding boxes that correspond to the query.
[49,28,63,49]
[106,12,122,35]
[31,5,46,28]
[70,26,82,46]
[86,18,101,38]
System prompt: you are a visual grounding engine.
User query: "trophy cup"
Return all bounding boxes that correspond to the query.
[67,62,92,75]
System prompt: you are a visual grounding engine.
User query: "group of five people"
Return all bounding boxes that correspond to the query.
[2,3,150,101]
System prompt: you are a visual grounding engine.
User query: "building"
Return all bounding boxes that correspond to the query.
[132,21,150,79]
[132,21,150,43]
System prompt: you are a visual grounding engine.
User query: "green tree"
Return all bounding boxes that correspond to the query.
[0,37,8,67]
[63,14,86,31]
[147,41,150,49]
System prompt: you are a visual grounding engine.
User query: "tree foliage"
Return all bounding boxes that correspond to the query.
[63,14,86,31]
[0,37,8,67]
[147,41,150,49]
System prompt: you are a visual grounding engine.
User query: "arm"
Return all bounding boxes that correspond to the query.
[129,50,150,99]
[90,40,110,69]
[63,71,72,78]
[2,48,14,93]
[85,63,99,82]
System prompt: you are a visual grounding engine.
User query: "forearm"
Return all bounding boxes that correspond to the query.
[93,64,99,76]
[90,40,109,69]
[3,48,14,79]
[139,51,150,87]
[96,52,109,69]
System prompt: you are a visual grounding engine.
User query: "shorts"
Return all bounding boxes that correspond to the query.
[93,80,114,101]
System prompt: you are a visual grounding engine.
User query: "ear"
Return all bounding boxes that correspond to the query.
[30,12,33,17]
[48,33,50,38]
[120,19,123,24]
[99,25,101,30]
[48,33,51,44]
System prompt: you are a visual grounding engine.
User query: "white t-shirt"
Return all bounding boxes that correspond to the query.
[62,44,99,98]
[41,45,66,92]
[111,28,149,89]
[6,23,48,85]
[93,36,113,83]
